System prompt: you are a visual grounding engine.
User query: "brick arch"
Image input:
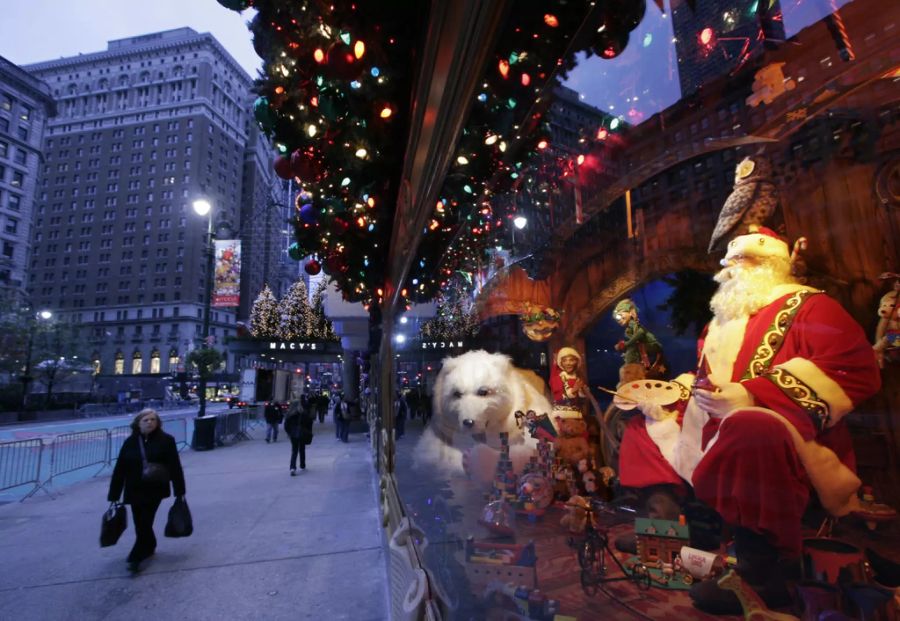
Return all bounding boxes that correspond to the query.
[559,248,716,343]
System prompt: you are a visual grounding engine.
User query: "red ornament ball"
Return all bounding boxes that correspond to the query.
[274,155,294,180]
[304,259,321,276]
[291,149,322,180]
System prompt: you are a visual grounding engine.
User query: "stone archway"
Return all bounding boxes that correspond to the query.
[559,248,716,344]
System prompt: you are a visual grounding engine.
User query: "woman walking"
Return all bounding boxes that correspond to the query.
[284,399,314,475]
[108,408,186,572]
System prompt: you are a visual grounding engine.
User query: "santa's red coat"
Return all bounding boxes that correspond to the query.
[618,290,880,555]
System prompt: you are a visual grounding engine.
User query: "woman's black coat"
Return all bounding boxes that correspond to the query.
[284,407,314,442]
[108,429,186,505]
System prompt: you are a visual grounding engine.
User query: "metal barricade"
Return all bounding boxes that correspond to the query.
[0,439,48,501]
[167,417,189,451]
[244,405,263,430]
[47,429,110,489]
[214,413,227,445]
[108,425,132,465]
[224,411,241,442]
[234,410,252,441]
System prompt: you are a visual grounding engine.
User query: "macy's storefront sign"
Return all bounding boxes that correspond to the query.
[268,341,320,351]
[420,341,465,350]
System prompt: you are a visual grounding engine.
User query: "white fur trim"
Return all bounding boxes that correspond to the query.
[556,347,581,367]
[673,398,709,482]
[775,358,854,425]
[646,417,681,466]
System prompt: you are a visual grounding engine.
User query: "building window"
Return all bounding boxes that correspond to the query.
[132,351,143,374]
[168,349,179,371]
[5,218,17,234]
[114,352,124,375]
[150,350,161,374]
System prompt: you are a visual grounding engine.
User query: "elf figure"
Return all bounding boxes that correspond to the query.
[613,299,666,379]
[549,347,587,404]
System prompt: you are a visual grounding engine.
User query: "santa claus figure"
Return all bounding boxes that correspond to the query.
[634,226,880,615]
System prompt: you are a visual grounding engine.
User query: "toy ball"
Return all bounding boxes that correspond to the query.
[299,203,318,224]
[478,500,515,536]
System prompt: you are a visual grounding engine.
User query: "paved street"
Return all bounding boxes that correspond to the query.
[0,420,389,621]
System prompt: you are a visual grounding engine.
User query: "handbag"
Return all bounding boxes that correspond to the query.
[100,502,127,547]
[138,436,170,484]
[300,427,314,446]
[164,496,193,538]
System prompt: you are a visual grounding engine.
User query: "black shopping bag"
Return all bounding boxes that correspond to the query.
[100,503,127,547]
[164,496,193,538]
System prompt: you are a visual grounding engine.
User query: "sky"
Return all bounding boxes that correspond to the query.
[0,0,262,77]
[563,0,853,126]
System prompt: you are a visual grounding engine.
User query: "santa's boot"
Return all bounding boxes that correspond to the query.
[690,527,798,616]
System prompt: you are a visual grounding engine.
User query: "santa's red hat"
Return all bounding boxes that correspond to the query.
[720,226,790,266]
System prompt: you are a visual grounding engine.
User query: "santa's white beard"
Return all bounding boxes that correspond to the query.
[710,259,795,321]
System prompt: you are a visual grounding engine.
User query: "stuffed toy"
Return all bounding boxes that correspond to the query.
[554,416,591,466]
[413,350,552,485]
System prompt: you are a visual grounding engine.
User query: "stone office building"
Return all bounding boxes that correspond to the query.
[0,56,55,303]
[24,27,282,384]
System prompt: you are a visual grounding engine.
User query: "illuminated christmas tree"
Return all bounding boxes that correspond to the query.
[278,280,314,341]
[420,279,480,340]
[311,279,340,341]
[250,285,280,338]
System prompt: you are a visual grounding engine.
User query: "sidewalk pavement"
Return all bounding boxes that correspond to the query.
[0,421,389,621]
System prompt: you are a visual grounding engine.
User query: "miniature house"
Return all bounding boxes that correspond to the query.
[634,518,690,566]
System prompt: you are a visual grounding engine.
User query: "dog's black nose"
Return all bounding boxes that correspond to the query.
[462,419,475,428]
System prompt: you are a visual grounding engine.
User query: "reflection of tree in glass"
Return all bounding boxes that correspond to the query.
[656,270,716,337]
[310,280,339,342]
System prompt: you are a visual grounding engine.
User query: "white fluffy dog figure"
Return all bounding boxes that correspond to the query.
[413,350,552,485]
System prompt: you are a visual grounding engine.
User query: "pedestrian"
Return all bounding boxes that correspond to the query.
[107,408,186,573]
[394,393,407,439]
[333,393,344,440]
[339,398,352,443]
[264,401,283,443]
[316,392,329,424]
[284,399,314,475]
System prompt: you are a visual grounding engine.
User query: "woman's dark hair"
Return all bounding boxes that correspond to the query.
[130,408,163,433]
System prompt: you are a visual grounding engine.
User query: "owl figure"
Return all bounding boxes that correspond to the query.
[708,156,780,253]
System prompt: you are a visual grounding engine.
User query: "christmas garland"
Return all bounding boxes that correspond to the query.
[219,0,650,305]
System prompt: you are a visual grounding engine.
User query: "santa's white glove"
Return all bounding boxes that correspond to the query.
[636,401,668,421]
[692,382,754,418]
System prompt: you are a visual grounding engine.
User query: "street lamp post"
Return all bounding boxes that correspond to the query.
[20,309,53,418]
[193,198,215,418]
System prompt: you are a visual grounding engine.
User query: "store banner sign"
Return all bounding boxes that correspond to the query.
[213,239,241,307]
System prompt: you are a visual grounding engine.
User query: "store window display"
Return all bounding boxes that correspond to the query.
[628,226,882,615]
